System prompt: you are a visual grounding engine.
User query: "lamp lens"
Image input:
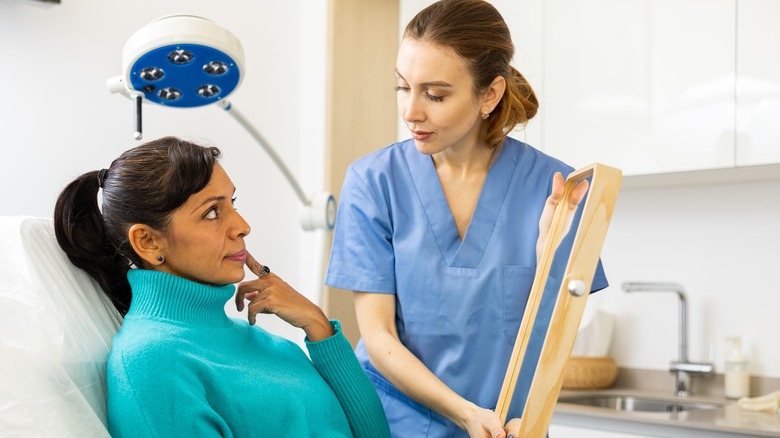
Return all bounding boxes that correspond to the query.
[139,67,165,82]
[168,49,194,65]
[158,88,182,101]
[197,84,220,97]
[204,61,228,76]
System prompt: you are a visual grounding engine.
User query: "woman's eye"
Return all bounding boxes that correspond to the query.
[204,208,218,219]
[425,92,444,102]
[395,85,410,93]
[232,197,238,210]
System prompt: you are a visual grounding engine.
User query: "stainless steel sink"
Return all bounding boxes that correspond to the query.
[558,394,722,413]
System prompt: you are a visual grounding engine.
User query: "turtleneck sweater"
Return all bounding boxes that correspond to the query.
[107,269,390,437]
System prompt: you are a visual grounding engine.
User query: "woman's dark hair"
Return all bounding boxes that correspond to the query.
[54,136,221,315]
[405,0,539,148]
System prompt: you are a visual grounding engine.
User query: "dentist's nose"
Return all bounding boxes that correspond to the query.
[403,96,425,124]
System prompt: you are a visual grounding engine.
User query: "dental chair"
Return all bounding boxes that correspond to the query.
[0,216,121,437]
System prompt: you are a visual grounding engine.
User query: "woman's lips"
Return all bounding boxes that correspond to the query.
[226,249,247,263]
[411,130,432,141]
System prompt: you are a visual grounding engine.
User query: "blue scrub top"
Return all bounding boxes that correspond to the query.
[326,138,608,437]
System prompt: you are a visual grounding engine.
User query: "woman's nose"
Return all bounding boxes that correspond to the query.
[231,210,251,238]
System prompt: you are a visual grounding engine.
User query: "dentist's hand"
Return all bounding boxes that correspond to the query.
[460,404,507,438]
[236,251,334,341]
[536,172,589,264]
[503,417,522,438]
[461,409,521,438]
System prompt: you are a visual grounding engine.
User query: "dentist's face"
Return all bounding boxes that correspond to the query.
[395,38,485,155]
[158,163,251,285]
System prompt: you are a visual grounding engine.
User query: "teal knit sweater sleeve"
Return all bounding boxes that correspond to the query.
[306,321,390,438]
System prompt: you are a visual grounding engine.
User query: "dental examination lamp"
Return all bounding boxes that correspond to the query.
[106,15,336,231]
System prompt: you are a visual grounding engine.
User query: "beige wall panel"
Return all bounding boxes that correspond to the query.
[325,0,399,345]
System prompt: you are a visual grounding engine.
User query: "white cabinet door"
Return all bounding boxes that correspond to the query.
[736,0,780,166]
[540,0,736,176]
[550,423,650,438]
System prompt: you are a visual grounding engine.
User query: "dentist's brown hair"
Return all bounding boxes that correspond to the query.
[404,0,538,148]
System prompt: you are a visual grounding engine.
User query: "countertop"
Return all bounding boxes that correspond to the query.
[554,387,780,437]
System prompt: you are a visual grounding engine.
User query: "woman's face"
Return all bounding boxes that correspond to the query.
[158,163,251,285]
[395,38,485,155]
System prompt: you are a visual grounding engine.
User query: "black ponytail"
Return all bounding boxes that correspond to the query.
[54,170,132,315]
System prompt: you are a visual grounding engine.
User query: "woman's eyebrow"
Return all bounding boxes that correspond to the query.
[190,188,235,214]
[395,68,452,88]
[191,195,227,214]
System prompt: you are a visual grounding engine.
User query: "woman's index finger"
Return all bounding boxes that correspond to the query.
[245,250,263,277]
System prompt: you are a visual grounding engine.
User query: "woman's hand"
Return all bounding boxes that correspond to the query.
[235,251,334,341]
[536,172,589,264]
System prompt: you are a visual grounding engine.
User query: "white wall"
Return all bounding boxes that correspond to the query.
[400,0,780,378]
[0,0,328,345]
[596,179,780,378]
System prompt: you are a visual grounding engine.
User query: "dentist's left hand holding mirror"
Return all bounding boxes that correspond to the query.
[236,250,334,342]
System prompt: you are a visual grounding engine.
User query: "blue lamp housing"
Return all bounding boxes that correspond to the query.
[129,43,241,108]
[109,15,246,108]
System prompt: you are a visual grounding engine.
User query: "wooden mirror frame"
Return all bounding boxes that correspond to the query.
[496,163,622,436]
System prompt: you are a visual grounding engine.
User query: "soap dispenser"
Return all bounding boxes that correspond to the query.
[724,336,750,399]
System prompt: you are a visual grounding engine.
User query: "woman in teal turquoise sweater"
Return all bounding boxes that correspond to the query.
[54,136,390,437]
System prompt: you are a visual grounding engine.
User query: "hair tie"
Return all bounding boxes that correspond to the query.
[97,169,108,188]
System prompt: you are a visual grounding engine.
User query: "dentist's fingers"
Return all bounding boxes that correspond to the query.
[549,171,566,206]
[560,179,589,237]
[540,172,565,230]
[568,179,589,211]
[547,172,589,212]
[536,172,564,263]
[462,407,506,438]
[536,173,590,264]
[504,418,522,438]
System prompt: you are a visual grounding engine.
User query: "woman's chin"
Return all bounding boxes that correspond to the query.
[210,270,246,286]
[228,271,246,284]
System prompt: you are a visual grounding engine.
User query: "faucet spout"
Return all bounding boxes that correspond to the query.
[622,282,712,397]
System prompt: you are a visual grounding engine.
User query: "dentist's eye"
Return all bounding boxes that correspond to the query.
[425,92,444,102]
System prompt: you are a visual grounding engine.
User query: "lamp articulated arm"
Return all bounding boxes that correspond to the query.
[215,99,336,231]
[214,100,307,204]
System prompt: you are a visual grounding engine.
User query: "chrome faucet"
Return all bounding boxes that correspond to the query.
[622,282,714,397]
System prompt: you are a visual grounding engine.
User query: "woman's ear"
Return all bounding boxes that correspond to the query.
[128,224,167,267]
[482,75,507,115]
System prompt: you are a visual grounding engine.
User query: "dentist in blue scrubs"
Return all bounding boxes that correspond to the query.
[326,1,607,436]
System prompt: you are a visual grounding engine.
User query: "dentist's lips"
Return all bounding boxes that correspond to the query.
[226,249,247,263]
[411,130,433,141]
